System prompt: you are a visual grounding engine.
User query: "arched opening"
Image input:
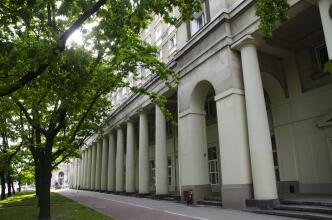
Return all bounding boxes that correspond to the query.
[58,171,65,186]
[262,72,299,195]
[264,90,280,183]
[190,80,221,201]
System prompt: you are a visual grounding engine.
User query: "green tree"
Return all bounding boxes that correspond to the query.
[0,98,23,200]
[11,148,35,192]
[0,0,200,97]
[0,2,201,219]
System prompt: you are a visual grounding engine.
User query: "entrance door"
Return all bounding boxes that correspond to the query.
[208,147,220,186]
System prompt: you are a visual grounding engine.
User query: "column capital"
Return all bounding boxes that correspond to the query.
[231,35,256,51]
[137,107,149,115]
[178,109,206,119]
[214,88,244,102]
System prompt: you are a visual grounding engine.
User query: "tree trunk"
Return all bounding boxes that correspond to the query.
[11,181,15,194]
[18,181,21,192]
[35,165,41,197]
[0,172,6,200]
[7,174,11,197]
[38,136,53,220]
[38,158,52,220]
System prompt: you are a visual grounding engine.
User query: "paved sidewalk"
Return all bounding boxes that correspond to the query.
[58,189,299,220]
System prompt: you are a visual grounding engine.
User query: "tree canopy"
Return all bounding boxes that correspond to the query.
[0,1,201,219]
[0,0,330,219]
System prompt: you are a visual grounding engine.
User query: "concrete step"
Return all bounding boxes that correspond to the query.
[281,199,332,208]
[155,194,181,201]
[197,200,222,207]
[247,208,332,220]
[204,197,221,202]
[167,194,181,201]
[276,204,332,215]
[161,196,178,201]
[136,193,154,199]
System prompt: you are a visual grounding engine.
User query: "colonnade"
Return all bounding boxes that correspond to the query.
[69,1,332,207]
[70,105,169,196]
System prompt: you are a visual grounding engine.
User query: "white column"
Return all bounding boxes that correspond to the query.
[238,37,278,200]
[139,112,150,194]
[126,121,136,193]
[101,136,109,191]
[75,159,79,188]
[178,112,209,186]
[116,127,124,192]
[95,140,102,191]
[73,158,76,189]
[318,0,332,59]
[87,146,92,189]
[80,155,85,189]
[81,151,85,189]
[215,89,252,208]
[107,132,116,191]
[78,159,81,188]
[155,106,168,195]
[91,143,97,190]
[80,156,84,189]
[84,149,88,189]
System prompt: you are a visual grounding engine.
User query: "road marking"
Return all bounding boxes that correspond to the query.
[101,197,155,210]
[164,211,210,220]
[100,197,210,220]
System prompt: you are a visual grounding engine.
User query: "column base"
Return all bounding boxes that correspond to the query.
[222,184,253,209]
[123,192,137,196]
[181,184,211,204]
[154,194,170,200]
[246,199,279,209]
[137,192,153,198]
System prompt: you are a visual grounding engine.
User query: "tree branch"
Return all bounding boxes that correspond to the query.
[69,89,106,143]
[14,99,48,135]
[0,0,108,97]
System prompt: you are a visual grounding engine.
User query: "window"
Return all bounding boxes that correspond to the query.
[271,134,280,181]
[205,94,217,124]
[208,147,219,185]
[168,158,172,185]
[157,49,163,60]
[190,12,205,36]
[189,1,207,37]
[328,138,332,167]
[58,172,64,186]
[150,160,156,185]
[315,44,329,71]
[155,24,162,40]
[169,35,177,54]
[166,120,173,136]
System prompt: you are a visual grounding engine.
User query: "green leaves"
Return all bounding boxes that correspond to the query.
[324,60,332,74]
[256,0,289,37]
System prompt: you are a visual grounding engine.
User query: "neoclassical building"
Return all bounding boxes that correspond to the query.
[70,0,332,211]
[52,163,70,189]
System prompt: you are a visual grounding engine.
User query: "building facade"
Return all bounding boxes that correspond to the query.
[69,0,332,209]
[51,163,70,189]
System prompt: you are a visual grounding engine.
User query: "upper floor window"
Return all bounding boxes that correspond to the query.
[169,35,177,51]
[155,24,162,40]
[189,1,208,37]
[157,49,163,60]
[315,44,329,71]
[190,12,205,36]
